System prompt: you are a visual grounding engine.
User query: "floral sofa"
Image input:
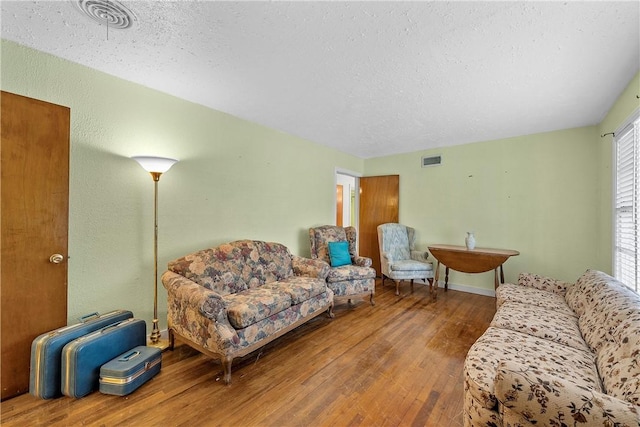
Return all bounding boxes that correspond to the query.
[161,240,334,384]
[464,269,639,426]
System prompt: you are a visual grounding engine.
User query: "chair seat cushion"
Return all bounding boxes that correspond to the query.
[328,278,374,298]
[327,265,376,283]
[224,287,292,329]
[389,260,432,272]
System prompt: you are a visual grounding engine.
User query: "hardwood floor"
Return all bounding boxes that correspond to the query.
[1,280,496,427]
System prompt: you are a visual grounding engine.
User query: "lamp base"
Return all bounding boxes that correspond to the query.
[147,337,170,352]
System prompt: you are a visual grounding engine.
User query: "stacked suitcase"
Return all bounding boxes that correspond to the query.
[30,310,161,399]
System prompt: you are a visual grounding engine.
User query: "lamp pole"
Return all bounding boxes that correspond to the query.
[132,156,178,350]
[150,171,162,345]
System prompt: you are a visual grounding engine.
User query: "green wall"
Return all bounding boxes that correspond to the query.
[1,40,363,328]
[1,38,638,328]
[365,72,639,294]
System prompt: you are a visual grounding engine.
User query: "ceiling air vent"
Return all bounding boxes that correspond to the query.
[73,0,137,30]
[421,155,442,168]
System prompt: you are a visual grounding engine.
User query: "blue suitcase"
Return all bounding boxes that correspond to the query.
[61,318,146,398]
[99,346,161,396]
[29,310,134,399]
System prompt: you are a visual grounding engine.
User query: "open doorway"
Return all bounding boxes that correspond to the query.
[335,170,359,228]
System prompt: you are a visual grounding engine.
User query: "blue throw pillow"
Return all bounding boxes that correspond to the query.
[328,241,351,267]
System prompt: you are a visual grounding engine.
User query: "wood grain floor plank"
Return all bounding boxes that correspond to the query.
[0,281,495,426]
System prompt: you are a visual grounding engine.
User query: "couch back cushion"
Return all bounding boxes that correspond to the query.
[574,270,640,352]
[596,307,640,406]
[565,269,610,316]
[167,240,294,296]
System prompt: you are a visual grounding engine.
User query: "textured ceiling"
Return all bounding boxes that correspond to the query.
[2,1,639,158]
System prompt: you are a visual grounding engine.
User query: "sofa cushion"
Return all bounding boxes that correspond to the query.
[577,275,640,352]
[464,327,601,410]
[495,283,573,314]
[518,272,571,295]
[264,277,327,305]
[224,287,292,329]
[235,289,334,348]
[596,308,640,406]
[167,240,295,296]
[168,244,248,295]
[490,301,589,352]
[565,269,614,317]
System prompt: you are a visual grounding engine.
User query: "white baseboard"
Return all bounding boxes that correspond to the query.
[412,278,496,298]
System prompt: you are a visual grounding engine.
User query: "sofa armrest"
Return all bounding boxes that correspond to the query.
[162,271,229,323]
[410,250,429,262]
[495,361,639,426]
[353,256,372,268]
[292,255,330,279]
[518,272,572,296]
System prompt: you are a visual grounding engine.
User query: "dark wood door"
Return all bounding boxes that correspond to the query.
[1,91,70,400]
[358,175,399,275]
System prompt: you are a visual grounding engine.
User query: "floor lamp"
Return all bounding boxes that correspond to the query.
[132,156,178,350]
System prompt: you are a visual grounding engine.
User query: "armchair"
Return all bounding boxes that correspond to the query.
[377,223,434,296]
[309,225,376,306]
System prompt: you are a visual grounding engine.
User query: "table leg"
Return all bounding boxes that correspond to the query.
[445,266,449,291]
[494,268,500,290]
[500,265,505,283]
[433,261,441,296]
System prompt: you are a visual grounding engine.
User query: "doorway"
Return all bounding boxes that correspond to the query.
[335,171,358,228]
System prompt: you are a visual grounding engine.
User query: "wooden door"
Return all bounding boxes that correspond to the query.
[358,175,399,275]
[336,185,344,226]
[1,91,70,400]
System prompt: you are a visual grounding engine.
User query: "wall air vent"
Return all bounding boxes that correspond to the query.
[421,155,442,168]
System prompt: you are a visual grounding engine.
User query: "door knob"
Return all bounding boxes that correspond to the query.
[49,254,65,264]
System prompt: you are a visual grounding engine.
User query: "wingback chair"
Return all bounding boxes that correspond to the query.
[377,223,434,296]
[309,225,376,306]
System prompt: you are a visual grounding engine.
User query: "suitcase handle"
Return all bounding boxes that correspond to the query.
[118,350,141,362]
[79,312,100,322]
[99,319,128,334]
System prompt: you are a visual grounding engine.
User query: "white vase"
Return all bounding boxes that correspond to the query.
[465,232,476,250]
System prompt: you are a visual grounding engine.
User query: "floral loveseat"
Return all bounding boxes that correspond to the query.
[464,269,639,426]
[161,240,334,384]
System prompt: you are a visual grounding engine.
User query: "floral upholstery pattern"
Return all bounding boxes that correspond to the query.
[495,361,639,427]
[162,240,334,384]
[376,223,434,296]
[308,225,376,305]
[495,283,573,314]
[490,301,588,352]
[464,270,640,427]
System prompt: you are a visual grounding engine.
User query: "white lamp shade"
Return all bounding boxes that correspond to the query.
[132,156,179,173]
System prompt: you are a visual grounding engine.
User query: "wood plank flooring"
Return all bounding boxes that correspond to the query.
[0,280,496,426]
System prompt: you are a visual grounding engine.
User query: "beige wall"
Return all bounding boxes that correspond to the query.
[1,38,638,327]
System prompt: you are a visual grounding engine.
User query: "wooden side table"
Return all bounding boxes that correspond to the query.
[427,244,520,291]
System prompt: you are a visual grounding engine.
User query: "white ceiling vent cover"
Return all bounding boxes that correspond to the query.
[72,0,137,30]
[421,155,442,168]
